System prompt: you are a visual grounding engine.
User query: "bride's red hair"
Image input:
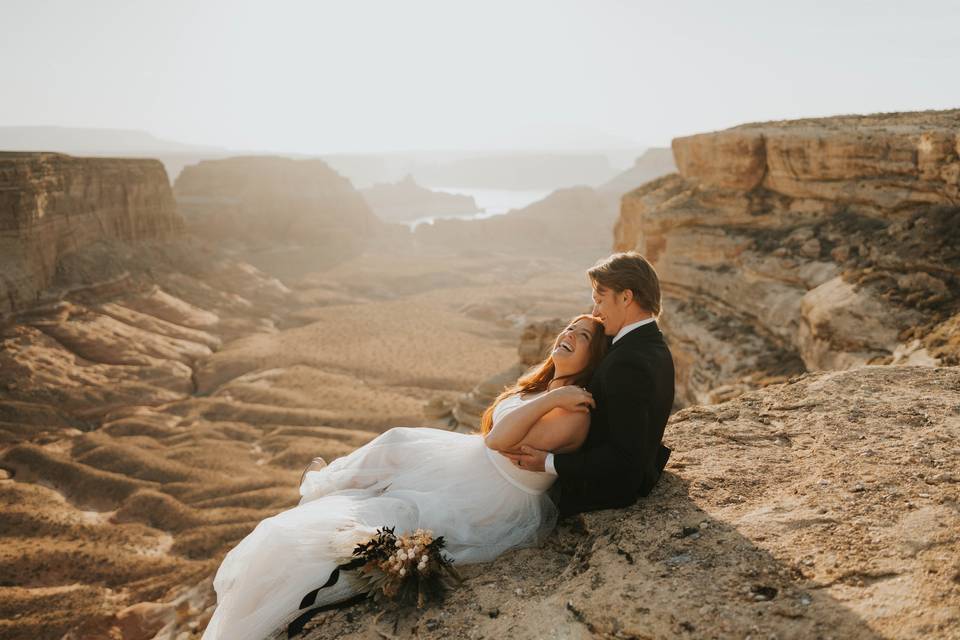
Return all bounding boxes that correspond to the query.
[479,314,607,435]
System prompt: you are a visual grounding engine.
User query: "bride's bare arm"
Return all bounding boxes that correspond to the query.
[517,409,589,454]
[483,387,593,452]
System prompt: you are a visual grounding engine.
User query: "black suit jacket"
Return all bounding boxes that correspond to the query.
[553,320,674,517]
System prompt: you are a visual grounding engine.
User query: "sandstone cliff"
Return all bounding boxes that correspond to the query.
[0,152,183,317]
[615,110,960,405]
[173,156,381,278]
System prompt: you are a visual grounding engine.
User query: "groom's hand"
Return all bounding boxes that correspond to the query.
[502,445,548,472]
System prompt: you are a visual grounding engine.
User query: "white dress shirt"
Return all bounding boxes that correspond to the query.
[543,316,656,476]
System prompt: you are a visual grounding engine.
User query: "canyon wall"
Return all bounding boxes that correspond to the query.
[173,156,381,277]
[0,152,183,317]
[614,110,960,406]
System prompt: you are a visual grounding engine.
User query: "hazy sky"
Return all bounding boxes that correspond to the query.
[2,0,958,153]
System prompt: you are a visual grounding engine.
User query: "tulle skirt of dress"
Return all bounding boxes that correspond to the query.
[202,427,557,640]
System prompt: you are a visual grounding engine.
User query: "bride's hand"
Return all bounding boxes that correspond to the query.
[549,385,595,413]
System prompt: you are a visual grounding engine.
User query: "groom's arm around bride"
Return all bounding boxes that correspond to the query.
[509,252,675,517]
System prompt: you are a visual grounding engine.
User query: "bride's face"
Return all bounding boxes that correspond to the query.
[551,318,596,374]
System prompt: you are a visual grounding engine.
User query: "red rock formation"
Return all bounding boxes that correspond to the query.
[615,110,960,405]
[0,152,183,316]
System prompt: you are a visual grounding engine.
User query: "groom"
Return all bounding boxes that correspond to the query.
[505,252,675,517]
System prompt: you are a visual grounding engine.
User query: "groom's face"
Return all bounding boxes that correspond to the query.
[591,282,627,336]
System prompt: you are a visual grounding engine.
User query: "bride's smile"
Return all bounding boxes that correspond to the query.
[550,318,596,375]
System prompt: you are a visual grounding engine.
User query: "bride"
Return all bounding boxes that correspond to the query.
[202,314,607,640]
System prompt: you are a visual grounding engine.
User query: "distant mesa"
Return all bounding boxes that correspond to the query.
[173,156,381,278]
[614,109,960,406]
[0,151,183,317]
[0,126,643,192]
[360,174,479,223]
[411,185,620,259]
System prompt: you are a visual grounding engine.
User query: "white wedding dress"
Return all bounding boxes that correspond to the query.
[202,392,557,640]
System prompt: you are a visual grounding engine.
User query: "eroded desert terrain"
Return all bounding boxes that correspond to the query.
[2,110,959,640]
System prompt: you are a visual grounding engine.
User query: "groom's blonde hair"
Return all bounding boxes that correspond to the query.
[588,252,662,316]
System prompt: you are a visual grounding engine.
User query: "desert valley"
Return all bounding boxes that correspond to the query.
[1,109,958,640]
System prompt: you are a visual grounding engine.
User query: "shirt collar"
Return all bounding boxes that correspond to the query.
[612,317,656,344]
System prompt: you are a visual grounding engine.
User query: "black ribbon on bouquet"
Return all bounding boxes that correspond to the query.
[287,558,365,638]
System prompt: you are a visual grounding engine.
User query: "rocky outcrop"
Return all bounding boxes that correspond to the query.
[615,110,960,406]
[173,156,381,278]
[287,365,960,640]
[0,152,183,317]
[360,175,478,223]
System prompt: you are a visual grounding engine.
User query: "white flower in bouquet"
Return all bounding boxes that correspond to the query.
[338,525,462,608]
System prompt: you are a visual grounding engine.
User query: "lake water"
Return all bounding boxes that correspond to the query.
[406,186,553,230]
